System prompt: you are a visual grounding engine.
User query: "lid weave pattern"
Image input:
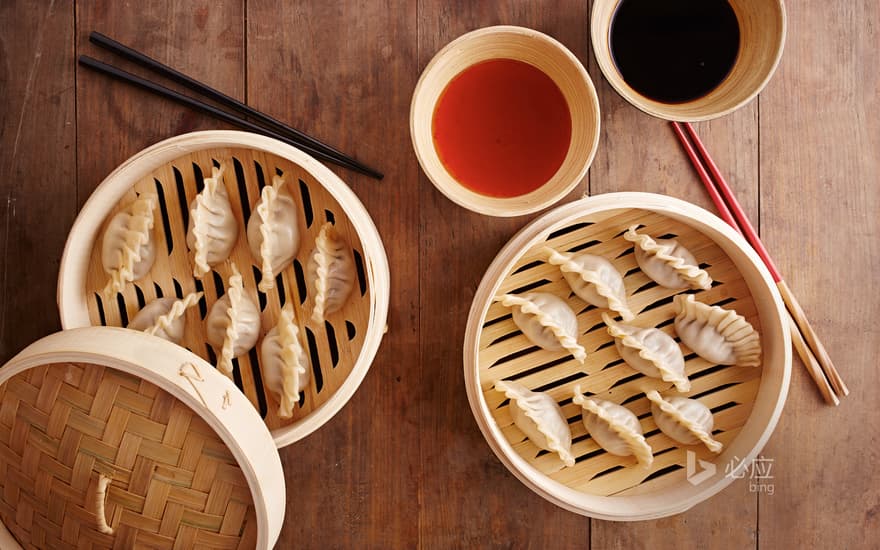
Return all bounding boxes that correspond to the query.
[0,362,257,549]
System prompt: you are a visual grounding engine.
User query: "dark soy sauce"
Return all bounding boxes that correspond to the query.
[610,0,740,104]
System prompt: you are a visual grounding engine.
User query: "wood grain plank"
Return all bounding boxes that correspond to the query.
[757,1,880,547]
[417,3,592,548]
[75,0,245,209]
[247,1,420,547]
[586,1,760,545]
[0,1,76,362]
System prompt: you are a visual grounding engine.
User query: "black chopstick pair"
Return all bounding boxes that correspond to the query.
[80,31,383,180]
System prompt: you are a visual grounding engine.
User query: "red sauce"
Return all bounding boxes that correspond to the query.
[431,58,572,198]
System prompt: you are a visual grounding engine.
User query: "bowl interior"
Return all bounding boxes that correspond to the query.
[464,194,789,519]
[591,0,786,121]
[411,26,600,216]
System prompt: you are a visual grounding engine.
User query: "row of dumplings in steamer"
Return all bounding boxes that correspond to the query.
[494,226,762,469]
[99,163,358,418]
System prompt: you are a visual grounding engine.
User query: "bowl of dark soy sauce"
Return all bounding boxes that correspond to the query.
[592,0,786,121]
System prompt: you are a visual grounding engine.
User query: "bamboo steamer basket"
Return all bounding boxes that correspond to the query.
[463,192,791,520]
[57,131,390,448]
[0,327,284,549]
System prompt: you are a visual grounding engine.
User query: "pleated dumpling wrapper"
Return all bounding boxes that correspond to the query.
[186,164,238,279]
[127,291,203,344]
[261,304,311,419]
[205,263,261,377]
[674,294,761,367]
[544,246,634,321]
[101,192,157,296]
[495,380,575,467]
[496,292,586,364]
[247,174,300,293]
[624,225,712,290]
[573,386,653,469]
[307,222,356,323]
[646,390,723,453]
[602,313,690,392]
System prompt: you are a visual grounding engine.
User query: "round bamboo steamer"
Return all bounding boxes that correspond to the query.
[57,130,391,448]
[0,327,284,549]
[591,0,786,121]
[463,192,791,520]
[410,25,601,216]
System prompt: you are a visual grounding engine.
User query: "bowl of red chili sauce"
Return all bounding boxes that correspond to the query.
[411,26,600,217]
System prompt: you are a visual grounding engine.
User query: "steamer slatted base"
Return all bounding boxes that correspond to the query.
[82,147,372,439]
[0,362,257,549]
[476,208,763,498]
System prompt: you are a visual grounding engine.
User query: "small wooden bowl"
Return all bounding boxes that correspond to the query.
[0,328,284,549]
[463,193,791,520]
[591,0,786,121]
[411,25,601,217]
[58,131,390,448]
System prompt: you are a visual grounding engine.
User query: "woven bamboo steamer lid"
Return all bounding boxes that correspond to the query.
[463,192,791,520]
[57,130,391,448]
[0,327,284,549]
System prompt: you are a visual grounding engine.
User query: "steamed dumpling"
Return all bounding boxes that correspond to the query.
[206,263,261,377]
[101,192,157,296]
[247,174,300,292]
[261,304,311,418]
[573,386,653,469]
[544,247,634,321]
[603,313,690,392]
[495,380,575,467]
[646,390,723,453]
[307,222,356,323]
[186,164,238,279]
[624,225,712,290]
[674,294,761,367]
[496,292,586,363]
[128,291,203,344]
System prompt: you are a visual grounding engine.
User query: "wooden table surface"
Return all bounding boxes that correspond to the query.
[1,1,877,548]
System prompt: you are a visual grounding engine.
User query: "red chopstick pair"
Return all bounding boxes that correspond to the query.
[671,121,848,406]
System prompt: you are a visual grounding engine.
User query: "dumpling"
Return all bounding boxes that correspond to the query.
[186,164,238,279]
[603,313,690,392]
[624,225,712,290]
[674,294,761,367]
[128,291,203,344]
[261,304,311,419]
[496,292,586,364]
[101,192,157,296]
[307,222,356,323]
[206,263,261,377]
[544,247,634,321]
[246,174,300,292]
[646,390,723,453]
[495,380,575,467]
[573,386,653,469]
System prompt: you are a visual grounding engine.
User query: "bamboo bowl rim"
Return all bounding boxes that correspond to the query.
[411,25,601,216]
[590,0,787,122]
[463,192,792,520]
[0,327,284,549]
[57,130,391,448]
